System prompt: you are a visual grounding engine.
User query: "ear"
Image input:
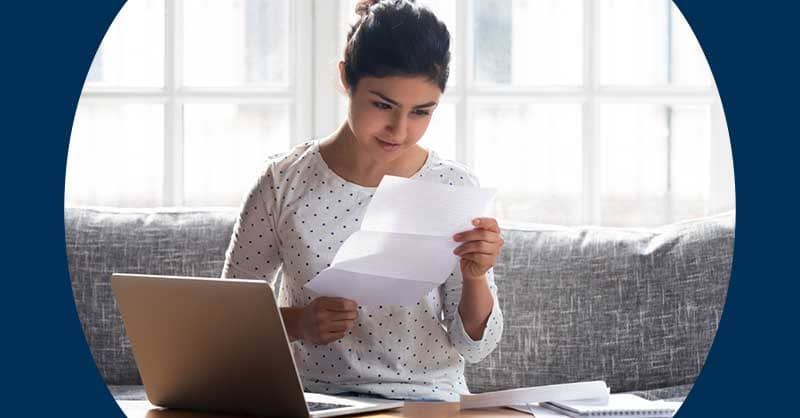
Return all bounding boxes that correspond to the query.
[338,61,351,94]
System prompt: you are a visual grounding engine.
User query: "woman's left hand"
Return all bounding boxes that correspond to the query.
[453,217,504,282]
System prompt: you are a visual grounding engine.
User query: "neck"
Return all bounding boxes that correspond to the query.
[319,123,427,187]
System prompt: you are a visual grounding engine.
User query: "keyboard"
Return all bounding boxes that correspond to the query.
[307,401,353,412]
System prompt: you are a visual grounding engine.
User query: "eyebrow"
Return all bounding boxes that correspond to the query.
[369,90,438,109]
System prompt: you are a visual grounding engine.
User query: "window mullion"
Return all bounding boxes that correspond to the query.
[312,0,341,139]
[582,0,600,225]
[293,0,314,146]
[458,0,472,168]
[708,95,733,215]
[164,0,184,207]
[666,0,674,220]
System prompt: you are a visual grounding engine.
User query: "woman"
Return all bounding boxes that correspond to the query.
[222,0,504,402]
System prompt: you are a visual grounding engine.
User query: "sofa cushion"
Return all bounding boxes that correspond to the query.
[67,207,733,393]
[65,207,239,385]
[464,212,734,393]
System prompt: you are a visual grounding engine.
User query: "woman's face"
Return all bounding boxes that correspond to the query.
[345,74,442,163]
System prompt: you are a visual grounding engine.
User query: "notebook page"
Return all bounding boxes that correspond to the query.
[508,403,570,417]
[508,403,572,417]
[544,394,678,416]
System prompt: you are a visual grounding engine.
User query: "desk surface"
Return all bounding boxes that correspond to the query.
[117,400,529,418]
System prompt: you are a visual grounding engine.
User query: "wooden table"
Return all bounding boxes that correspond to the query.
[117,400,530,418]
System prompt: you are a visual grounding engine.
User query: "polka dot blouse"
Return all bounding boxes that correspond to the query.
[221,140,503,401]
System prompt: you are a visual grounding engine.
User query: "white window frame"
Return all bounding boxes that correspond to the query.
[76,0,733,224]
[79,0,314,206]
[313,0,732,225]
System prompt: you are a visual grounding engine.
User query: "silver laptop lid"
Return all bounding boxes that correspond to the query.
[111,273,310,418]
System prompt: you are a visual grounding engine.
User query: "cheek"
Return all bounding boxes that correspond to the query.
[409,117,432,141]
[350,104,386,135]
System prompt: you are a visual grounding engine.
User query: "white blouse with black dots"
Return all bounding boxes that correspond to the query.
[221,140,503,401]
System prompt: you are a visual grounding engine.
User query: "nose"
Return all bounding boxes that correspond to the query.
[384,113,407,143]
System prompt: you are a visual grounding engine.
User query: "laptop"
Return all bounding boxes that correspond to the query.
[110,273,404,418]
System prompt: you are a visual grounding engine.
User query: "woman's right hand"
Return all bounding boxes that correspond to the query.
[299,297,359,344]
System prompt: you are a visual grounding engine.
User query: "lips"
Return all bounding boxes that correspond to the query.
[376,138,401,146]
[376,137,403,152]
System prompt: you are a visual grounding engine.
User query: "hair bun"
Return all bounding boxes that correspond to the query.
[355,0,380,17]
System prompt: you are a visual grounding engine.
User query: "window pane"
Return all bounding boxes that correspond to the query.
[473,0,583,86]
[419,102,456,161]
[183,0,290,87]
[599,104,711,226]
[421,0,457,86]
[66,104,164,207]
[183,104,291,206]
[670,6,714,86]
[473,103,582,224]
[85,0,164,88]
[340,0,457,87]
[598,0,713,86]
[670,105,712,219]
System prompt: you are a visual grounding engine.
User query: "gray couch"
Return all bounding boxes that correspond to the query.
[65,207,734,402]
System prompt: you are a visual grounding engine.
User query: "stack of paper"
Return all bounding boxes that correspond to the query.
[305,175,496,306]
[460,381,610,410]
[461,381,682,417]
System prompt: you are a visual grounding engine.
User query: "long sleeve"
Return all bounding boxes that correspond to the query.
[440,266,504,363]
[221,166,283,287]
[215,140,503,400]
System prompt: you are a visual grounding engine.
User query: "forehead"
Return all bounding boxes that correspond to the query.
[356,75,442,105]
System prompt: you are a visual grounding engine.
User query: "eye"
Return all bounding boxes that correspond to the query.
[412,109,431,117]
[372,102,392,110]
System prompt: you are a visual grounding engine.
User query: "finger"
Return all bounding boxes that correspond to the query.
[333,319,357,331]
[316,309,356,324]
[453,229,500,243]
[460,253,496,266]
[313,310,353,326]
[324,310,358,322]
[318,297,358,312]
[472,217,501,233]
[321,322,350,334]
[454,241,498,256]
[326,328,349,339]
[322,331,347,344]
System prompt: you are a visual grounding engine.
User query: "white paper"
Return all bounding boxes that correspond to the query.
[508,404,573,417]
[360,175,496,237]
[543,394,680,417]
[304,175,496,306]
[459,381,610,410]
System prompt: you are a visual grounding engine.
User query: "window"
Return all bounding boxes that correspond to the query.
[67,0,309,208]
[67,0,734,227]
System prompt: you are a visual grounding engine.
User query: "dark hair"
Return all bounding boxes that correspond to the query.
[344,0,451,93]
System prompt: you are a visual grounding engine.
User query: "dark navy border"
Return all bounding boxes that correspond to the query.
[0,1,126,416]
[672,0,799,416]
[1,0,797,416]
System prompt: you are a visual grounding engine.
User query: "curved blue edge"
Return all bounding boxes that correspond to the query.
[1,0,797,417]
[0,1,126,417]
[671,1,735,416]
[673,0,798,417]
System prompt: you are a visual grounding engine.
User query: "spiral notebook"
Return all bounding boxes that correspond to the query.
[538,394,680,417]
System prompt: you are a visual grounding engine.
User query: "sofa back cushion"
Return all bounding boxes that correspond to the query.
[464,212,733,393]
[65,207,238,385]
[66,207,733,392]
